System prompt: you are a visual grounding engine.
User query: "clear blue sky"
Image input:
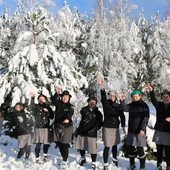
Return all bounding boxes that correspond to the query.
[0,0,168,19]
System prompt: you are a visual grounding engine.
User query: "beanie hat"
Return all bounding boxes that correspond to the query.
[131,90,141,97]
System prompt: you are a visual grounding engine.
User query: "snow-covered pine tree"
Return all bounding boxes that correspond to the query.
[54,3,89,122]
[126,11,149,91]
[86,0,140,96]
[147,16,170,93]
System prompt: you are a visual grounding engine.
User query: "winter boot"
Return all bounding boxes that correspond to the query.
[79,157,86,166]
[90,162,96,170]
[35,158,41,164]
[112,158,118,167]
[43,154,48,162]
[103,163,109,170]
[156,163,163,170]
[60,161,68,170]
[139,156,145,169]
[128,157,136,170]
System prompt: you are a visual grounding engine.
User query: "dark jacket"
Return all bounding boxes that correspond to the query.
[51,93,74,128]
[30,98,54,128]
[150,91,170,132]
[121,99,149,134]
[13,110,34,136]
[101,89,125,128]
[77,105,103,138]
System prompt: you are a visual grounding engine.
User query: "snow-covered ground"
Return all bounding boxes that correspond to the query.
[0,134,160,170]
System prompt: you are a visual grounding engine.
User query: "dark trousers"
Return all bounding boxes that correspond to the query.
[35,143,50,158]
[80,149,97,162]
[17,145,31,159]
[103,145,117,163]
[128,146,145,168]
[58,142,69,162]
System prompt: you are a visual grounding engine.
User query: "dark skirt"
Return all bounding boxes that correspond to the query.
[153,130,170,145]
[126,132,147,147]
[53,125,73,144]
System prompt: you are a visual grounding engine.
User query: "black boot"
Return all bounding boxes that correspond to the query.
[139,157,145,169]
[129,157,136,170]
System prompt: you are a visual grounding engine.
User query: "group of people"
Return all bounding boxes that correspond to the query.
[11,81,170,170]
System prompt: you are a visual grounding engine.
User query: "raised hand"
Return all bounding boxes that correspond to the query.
[144,83,153,92]
[29,92,35,98]
[97,78,105,89]
[55,85,62,94]
[118,90,126,101]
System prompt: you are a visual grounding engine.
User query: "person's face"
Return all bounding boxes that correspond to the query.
[109,92,116,102]
[15,104,23,111]
[88,100,97,109]
[162,94,170,104]
[132,94,141,102]
[38,96,46,104]
[62,95,70,103]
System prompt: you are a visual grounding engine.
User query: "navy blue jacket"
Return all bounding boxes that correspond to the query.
[121,99,149,134]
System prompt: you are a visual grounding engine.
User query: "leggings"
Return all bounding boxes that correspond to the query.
[35,143,50,158]
[103,145,117,163]
[157,144,170,168]
[17,145,31,159]
[58,142,69,162]
[80,149,97,162]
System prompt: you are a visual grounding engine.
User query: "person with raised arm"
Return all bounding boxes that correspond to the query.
[51,89,74,170]
[145,83,170,170]
[29,93,54,164]
[98,79,126,170]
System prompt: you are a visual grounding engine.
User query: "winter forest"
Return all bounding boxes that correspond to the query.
[0,0,170,136]
[0,0,170,169]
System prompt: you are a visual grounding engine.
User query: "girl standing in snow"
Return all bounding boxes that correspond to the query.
[75,96,103,170]
[119,89,149,170]
[30,93,54,164]
[13,102,34,162]
[98,79,126,170]
[51,89,74,169]
[145,84,170,170]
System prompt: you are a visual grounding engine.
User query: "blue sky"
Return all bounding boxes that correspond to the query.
[0,0,168,19]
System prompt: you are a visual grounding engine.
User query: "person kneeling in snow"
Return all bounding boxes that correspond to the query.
[75,96,103,170]
[13,102,34,162]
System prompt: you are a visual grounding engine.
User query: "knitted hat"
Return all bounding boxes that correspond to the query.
[131,90,141,97]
